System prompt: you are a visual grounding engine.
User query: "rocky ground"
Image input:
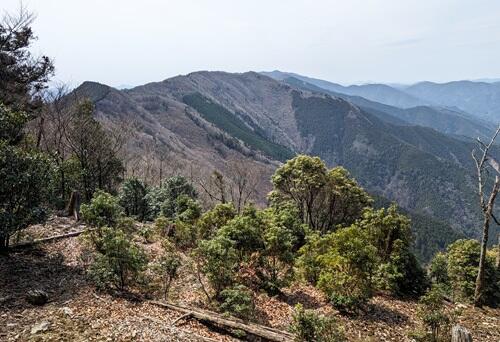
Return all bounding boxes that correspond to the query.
[1,217,499,341]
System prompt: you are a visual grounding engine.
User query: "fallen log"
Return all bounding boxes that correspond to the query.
[140,314,220,342]
[10,229,90,249]
[150,301,294,342]
[171,311,193,326]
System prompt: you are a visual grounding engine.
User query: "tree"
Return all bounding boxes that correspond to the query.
[429,252,450,291]
[88,227,146,291]
[471,125,500,307]
[146,175,197,219]
[195,235,239,299]
[446,239,499,305]
[199,160,260,213]
[119,177,149,221]
[37,85,75,205]
[0,6,55,251]
[313,226,377,312]
[415,286,451,342]
[65,100,125,201]
[0,5,54,112]
[314,167,373,232]
[270,155,327,229]
[81,190,123,229]
[197,203,236,239]
[360,205,428,297]
[0,140,53,251]
[270,155,371,232]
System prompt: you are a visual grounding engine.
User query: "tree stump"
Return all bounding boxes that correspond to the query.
[452,325,472,342]
[67,190,81,221]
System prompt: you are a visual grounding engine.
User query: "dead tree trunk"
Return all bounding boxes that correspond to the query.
[150,301,294,342]
[496,234,500,270]
[471,126,500,307]
[451,325,472,342]
[67,190,81,221]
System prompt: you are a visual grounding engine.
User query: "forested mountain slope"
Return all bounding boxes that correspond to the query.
[282,76,495,141]
[76,71,498,258]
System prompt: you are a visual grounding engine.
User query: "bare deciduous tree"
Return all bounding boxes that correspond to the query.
[471,125,500,307]
[198,159,259,212]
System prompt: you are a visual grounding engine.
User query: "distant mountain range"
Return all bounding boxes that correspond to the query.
[262,70,500,123]
[73,70,500,262]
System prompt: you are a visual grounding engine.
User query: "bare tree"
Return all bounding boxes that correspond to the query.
[227,159,259,213]
[37,84,74,201]
[471,125,500,307]
[197,159,259,212]
[496,234,500,271]
[198,170,227,205]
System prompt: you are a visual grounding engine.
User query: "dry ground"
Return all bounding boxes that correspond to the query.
[1,217,499,341]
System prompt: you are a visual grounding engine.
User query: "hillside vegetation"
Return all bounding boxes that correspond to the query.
[2,8,500,341]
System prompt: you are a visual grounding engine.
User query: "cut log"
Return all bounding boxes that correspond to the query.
[10,229,90,249]
[150,301,294,342]
[452,325,473,342]
[67,190,81,221]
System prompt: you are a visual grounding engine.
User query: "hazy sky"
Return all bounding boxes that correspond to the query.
[4,0,500,88]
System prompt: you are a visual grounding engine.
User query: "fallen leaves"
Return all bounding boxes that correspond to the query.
[1,217,499,341]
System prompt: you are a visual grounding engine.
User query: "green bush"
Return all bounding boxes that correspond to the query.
[119,177,149,221]
[315,227,377,313]
[290,304,345,342]
[0,142,53,250]
[429,252,450,292]
[88,227,147,291]
[362,205,428,297]
[414,285,452,342]
[144,175,198,220]
[196,204,305,298]
[196,235,239,299]
[447,239,481,303]
[197,203,236,239]
[172,220,197,248]
[81,190,123,228]
[219,284,254,319]
[172,195,201,223]
[154,215,171,237]
[155,240,181,299]
[138,224,155,243]
[160,176,197,218]
[296,233,329,284]
[444,239,499,306]
[218,205,265,260]
[255,206,306,294]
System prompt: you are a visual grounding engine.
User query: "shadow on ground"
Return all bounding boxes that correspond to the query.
[0,246,87,313]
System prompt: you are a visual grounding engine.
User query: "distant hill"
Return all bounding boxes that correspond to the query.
[262,70,428,108]
[264,70,500,124]
[404,81,500,122]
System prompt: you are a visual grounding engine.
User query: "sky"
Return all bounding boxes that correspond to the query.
[3,0,500,88]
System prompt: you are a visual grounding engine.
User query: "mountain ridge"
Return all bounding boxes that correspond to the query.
[72,70,500,261]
